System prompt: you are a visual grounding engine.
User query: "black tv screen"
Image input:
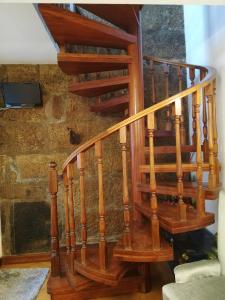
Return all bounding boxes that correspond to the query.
[2,82,42,108]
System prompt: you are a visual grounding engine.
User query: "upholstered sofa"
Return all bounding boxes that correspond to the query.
[162,190,225,300]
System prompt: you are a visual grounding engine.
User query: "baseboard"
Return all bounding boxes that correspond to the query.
[1,252,50,265]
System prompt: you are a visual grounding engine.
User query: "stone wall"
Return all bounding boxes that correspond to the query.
[0,5,185,255]
[0,65,123,254]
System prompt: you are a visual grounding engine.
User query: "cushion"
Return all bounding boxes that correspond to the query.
[218,190,225,275]
[174,259,221,283]
[163,276,225,300]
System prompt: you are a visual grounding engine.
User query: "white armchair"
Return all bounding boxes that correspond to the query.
[162,190,225,300]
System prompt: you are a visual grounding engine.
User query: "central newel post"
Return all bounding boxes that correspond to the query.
[128,7,145,222]
[128,7,151,292]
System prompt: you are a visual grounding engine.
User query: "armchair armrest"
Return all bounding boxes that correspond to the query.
[175,259,221,283]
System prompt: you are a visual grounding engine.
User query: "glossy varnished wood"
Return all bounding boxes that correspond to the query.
[48,162,60,277]
[90,95,129,113]
[113,222,173,262]
[144,145,196,155]
[38,4,137,49]
[69,76,129,97]
[58,53,132,75]
[135,201,215,234]
[74,244,132,286]
[77,4,142,32]
[137,181,220,200]
[139,163,210,173]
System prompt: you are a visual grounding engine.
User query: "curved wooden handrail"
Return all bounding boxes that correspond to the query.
[62,59,216,172]
[144,55,208,71]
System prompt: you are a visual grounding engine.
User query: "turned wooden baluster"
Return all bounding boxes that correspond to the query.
[200,69,209,162]
[147,112,160,250]
[164,64,172,131]
[177,66,186,145]
[149,59,156,104]
[196,89,205,215]
[212,80,219,184]
[205,84,217,189]
[67,162,76,273]
[120,126,131,248]
[202,89,209,162]
[77,152,87,265]
[48,162,60,277]
[174,99,186,220]
[95,140,107,270]
[63,172,71,256]
[190,67,196,145]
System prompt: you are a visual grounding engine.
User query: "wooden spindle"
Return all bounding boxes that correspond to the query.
[48,162,60,277]
[95,140,107,270]
[60,45,66,53]
[177,66,186,145]
[212,80,219,184]
[77,152,87,265]
[196,89,205,216]
[175,99,186,221]
[190,67,196,145]
[164,64,172,131]
[202,87,209,162]
[120,126,131,248]
[63,172,71,256]
[147,113,160,250]
[149,59,156,104]
[206,84,216,189]
[67,162,76,273]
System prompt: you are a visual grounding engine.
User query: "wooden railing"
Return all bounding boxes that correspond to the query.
[48,58,218,276]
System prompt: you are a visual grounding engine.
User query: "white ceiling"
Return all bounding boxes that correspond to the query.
[0,4,57,64]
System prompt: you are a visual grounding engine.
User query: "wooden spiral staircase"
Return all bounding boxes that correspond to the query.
[39,4,221,299]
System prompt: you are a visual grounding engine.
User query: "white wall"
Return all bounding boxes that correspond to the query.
[184,5,225,233]
[0,4,57,64]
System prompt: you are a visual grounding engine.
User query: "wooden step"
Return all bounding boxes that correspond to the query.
[137,182,220,200]
[113,222,173,263]
[77,4,141,32]
[90,95,129,113]
[69,76,129,97]
[48,249,144,299]
[135,201,215,234]
[139,163,210,173]
[144,145,196,155]
[58,53,132,75]
[60,251,93,290]
[38,4,137,49]
[74,243,132,286]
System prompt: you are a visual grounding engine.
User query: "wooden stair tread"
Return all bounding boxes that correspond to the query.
[77,4,141,32]
[145,145,196,155]
[90,95,129,113]
[113,222,173,263]
[69,76,129,97]
[38,4,137,49]
[58,53,132,75]
[74,244,131,286]
[48,268,143,298]
[61,251,93,290]
[48,250,143,297]
[137,182,220,200]
[139,163,210,173]
[135,201,215,234]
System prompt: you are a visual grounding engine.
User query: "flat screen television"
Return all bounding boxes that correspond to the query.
[1,82,42,108]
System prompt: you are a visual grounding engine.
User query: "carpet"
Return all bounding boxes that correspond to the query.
[0,268,49,300]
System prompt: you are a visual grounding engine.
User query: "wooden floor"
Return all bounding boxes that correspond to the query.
[1,261,174,300]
